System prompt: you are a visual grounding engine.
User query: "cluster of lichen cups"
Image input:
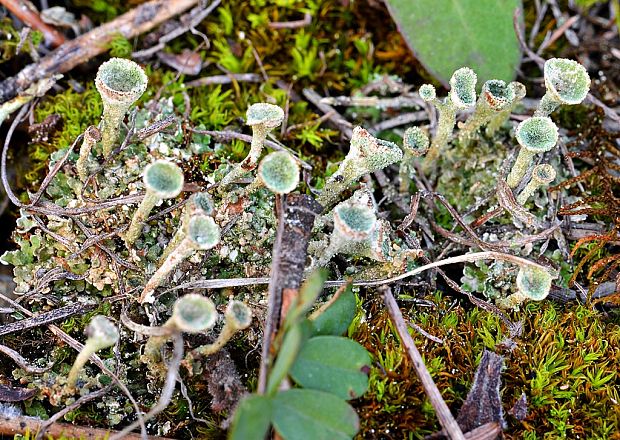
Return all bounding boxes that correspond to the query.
[57,57,592,398]
[127,294,251,375]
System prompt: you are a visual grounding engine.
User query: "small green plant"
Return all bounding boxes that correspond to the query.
[230,276,371,440]
[140,294,217,375]
[458,79,516,143]
[485,81,526,135]
[158,192,214,263]
[190,300,252,357]
[497,266,555,309]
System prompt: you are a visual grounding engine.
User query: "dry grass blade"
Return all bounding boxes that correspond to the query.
[382,285,465,440]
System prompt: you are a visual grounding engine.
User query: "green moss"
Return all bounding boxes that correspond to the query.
[353,293,620,438]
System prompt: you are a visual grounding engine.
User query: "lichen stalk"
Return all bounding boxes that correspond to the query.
[534,92,561,117]
[516,164,556,205]
[100,102,129,157]
[95,58,148,157]
[218,124,268,190]
[506,148,535,188]
[66,341,98,389]
[399,126,429,194]
[76,126,101,182]
[124,191,159,246]
[191,300,251,358]
[423,100,456,167]
[516,179,541,205]
[316,127,402,208]
[140,238,194,303]
[485,82,526,136]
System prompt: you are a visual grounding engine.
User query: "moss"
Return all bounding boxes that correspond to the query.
[353,292,620,439]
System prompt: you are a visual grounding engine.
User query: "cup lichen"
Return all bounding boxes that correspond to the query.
[66,315,119,391]
[399,126,429,193]
[140,213,221,304]
[242,150,300,197]
[535,58,591,117]
[190,300,252,358]
[95,58,148,156]
[421,67,477,169]
[124,160,185,247]
[76,125,102,182]
[516,163,556,205]
[317,126,403,208]
[506,117,559,188]
[218,103,284,191]
[314,201,377,268]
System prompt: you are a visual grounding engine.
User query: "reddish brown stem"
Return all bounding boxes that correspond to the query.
[0,0,66,47]
[0,415,172,440]
[0,0,201,104]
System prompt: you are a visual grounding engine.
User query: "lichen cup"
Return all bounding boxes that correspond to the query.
[95,58,148,156]
[506,117,558,188]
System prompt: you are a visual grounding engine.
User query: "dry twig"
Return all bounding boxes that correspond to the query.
[0,0,203,104]
[382,285,465,440]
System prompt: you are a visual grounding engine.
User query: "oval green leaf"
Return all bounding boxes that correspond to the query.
[272,389,359,440]
[384,0,523,85]
[311,287,356,336]
[229,395,273,440]
[289,336,371,400]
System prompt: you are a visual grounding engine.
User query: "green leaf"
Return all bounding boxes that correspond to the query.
[384,0,522,85]
[290,336,371,400]
[266,322,305,396]
[272,389,359,440]
[283,269,327,329]
[311,286,356,336]
[229,395,273,440]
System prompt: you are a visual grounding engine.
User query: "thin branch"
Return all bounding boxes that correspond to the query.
[132,0,221,59]
[186,73,262,87]
[257,195,286,394]
[0,0,203,104]
[190,128,313,170]
[0,344,51,373]
[268,12,312,29]
[382,285,465,440]
[0,0,66,47]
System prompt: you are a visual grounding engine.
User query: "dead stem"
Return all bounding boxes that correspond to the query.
[381,285,465,440]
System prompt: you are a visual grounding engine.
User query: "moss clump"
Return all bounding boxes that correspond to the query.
[353,292,620,438]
